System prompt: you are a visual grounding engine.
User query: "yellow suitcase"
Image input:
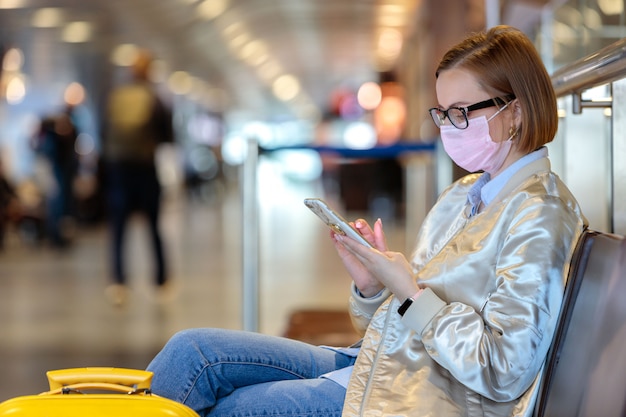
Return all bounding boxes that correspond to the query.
[0,367,199,416]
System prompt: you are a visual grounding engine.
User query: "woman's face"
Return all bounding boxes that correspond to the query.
[435,67,512,143]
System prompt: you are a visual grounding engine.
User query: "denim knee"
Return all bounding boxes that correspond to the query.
[148,329,216,407]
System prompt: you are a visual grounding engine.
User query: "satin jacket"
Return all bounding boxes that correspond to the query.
[343,156,586,416]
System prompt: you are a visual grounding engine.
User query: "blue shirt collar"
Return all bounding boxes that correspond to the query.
[468,147,548,215]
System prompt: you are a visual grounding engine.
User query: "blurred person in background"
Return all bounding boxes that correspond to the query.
[102,50,173,306]
[33,105,79,248]
[146,26,586,417]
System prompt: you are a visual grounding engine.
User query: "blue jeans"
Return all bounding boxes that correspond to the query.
[147,328,356,417]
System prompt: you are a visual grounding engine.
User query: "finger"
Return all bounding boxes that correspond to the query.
[373,218,388,250]
[336,234,376,262]
[331,233,350,255]
[353,221,377,249]
[353,219,374,239]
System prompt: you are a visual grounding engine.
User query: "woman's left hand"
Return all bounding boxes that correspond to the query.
[335,221,419,301]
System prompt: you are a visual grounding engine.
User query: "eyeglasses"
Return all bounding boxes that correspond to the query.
[428,95,515,130]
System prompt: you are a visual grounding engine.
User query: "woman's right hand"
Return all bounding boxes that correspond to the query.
[331,218,386,297]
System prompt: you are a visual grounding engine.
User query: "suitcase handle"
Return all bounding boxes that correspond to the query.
[45,367,153,392]
[44,382,152,395]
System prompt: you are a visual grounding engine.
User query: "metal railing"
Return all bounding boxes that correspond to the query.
[552,38,626,95]
[552,38,626,113]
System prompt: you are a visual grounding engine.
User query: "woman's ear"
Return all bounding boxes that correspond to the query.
[511,98,522,129]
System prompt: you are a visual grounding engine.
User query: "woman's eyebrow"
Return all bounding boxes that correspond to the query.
[439,101,468,109]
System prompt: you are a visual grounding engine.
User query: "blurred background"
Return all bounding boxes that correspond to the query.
[0,0,625,400]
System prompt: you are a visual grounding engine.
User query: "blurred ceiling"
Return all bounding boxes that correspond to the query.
[123,0,423,120]
[0,0,420,120]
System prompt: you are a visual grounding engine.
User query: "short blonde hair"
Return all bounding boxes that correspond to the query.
[435,26,557,154]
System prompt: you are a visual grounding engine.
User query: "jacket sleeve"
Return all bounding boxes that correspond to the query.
[348,283,392,336]
[403,195,584,402]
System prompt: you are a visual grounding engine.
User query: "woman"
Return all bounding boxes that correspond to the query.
[147,26,586,417]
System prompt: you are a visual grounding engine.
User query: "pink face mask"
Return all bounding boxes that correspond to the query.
[439,105,513,174]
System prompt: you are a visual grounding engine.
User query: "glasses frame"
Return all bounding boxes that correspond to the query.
[429,95,515,130]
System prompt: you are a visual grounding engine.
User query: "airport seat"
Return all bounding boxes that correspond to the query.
[533,229,626,417]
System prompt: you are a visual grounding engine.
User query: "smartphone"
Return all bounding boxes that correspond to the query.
[303,198,373,248]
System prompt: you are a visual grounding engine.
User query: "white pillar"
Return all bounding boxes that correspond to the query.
[242,136,259,332]
[485,0,500,28]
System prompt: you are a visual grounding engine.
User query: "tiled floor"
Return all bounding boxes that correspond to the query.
[0,161,408,401]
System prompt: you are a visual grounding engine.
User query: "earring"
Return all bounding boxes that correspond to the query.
[509,126,518,138]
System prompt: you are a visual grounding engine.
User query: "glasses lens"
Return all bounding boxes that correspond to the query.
[447,108,468,129]
[429,108,444,127]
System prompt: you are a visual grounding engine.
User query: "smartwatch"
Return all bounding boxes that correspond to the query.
[397,296,415,317]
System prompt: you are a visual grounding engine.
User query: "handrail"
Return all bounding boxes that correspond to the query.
[551,37,626,97]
